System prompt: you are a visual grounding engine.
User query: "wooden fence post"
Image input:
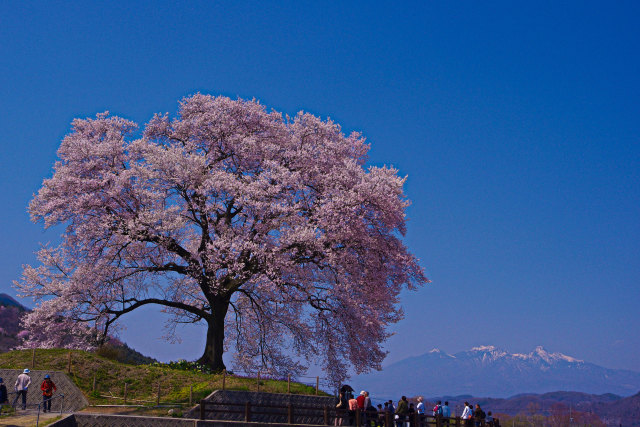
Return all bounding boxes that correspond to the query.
[385,411,392,427]
[200,399,206,420]
[222,370,226,390]
[355,409,361,426]
[323,406,329,425]
[287,403,293,424]
[67,351,72,374]
[123,383,127,405]
[315,376,319,395]
[256,371,260,392]
[287,374,291,393]
[156,382,160,406]
[189,385,193,406]
[455,416,461,427]
[31,348,36,369]
[245,401,251,422]
[92,375,96,393]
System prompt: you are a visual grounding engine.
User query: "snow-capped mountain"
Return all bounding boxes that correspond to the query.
[354,345,640,399]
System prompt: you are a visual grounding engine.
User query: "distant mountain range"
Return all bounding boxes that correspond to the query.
[0,292,27,310]
[417,391,640,426]
[355,345,640,399]
[0,292,28,352]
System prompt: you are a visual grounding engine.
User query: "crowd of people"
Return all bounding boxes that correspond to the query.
[0,368,58,413]
[335,385,500,427]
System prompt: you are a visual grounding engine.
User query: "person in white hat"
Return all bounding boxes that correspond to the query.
[13,368,31,410]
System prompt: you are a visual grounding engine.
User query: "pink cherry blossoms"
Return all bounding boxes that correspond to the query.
[15,94,427,383]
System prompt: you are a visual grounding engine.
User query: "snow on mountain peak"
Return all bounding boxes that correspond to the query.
[537,346,582,363]
[512,346,583,363]
[471,345,497,352]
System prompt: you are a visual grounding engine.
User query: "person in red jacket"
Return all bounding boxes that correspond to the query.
[40,374,57,412]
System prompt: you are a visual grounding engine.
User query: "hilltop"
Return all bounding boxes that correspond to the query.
[0,349,322,409]
[0,293,157,364]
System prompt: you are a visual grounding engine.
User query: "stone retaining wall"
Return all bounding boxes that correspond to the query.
[50,413,330,427]
[0,369,88,412]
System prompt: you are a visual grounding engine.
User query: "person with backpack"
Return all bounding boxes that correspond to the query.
[40,374,57,412]
[486,411,494,426]
[473,404,486,427]
[433,400,443,417]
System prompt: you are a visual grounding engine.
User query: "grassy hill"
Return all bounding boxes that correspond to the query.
[0,349,323,408]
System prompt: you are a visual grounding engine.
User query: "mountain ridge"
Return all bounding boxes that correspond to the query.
[355,345,640,399]
[0,292,28,311]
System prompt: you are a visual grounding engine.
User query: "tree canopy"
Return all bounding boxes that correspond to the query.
[16,94,427,382]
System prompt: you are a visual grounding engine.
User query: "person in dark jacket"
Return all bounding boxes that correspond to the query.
[473,404,486,427]
[335,391,347,426]
[395,396,409,427]
[0,377,8,413]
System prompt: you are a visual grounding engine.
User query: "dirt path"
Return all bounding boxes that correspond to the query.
[0,409,61,426]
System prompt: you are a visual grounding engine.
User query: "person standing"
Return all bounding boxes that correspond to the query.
[395,396,409,427]
[40,375,57,413]
[356,391,366,425]
[442,401,451,426]
[485,411,494,426]
[0,378,8,413]
[460,402,472,427]
[376,404,385,427]
[335,391,347,426]
[408,403,416,427]
[433,400,443,422]
[348,394,359,426]
[13,368,31,410]
[363,391,373,426]
[473,404,485,427]
[416,396,425,424]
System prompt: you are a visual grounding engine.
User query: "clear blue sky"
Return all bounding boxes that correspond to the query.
[1,1,638,373]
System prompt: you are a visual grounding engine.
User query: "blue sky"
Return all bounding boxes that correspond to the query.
[1,1,638,374]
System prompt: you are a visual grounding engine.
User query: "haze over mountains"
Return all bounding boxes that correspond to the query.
[355,345,640,399]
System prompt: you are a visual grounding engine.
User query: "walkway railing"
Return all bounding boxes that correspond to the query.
[199,400,487,426]
[35,393,65,427]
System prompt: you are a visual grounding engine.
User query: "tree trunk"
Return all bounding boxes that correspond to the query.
[198,297,229,372]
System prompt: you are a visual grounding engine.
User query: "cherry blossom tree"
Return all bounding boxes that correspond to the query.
[16,94,427,381]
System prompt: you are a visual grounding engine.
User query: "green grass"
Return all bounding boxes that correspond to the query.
[0,349,326,407]
[40,415,63,426]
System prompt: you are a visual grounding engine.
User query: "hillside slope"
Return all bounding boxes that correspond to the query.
[0,349,321,406]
